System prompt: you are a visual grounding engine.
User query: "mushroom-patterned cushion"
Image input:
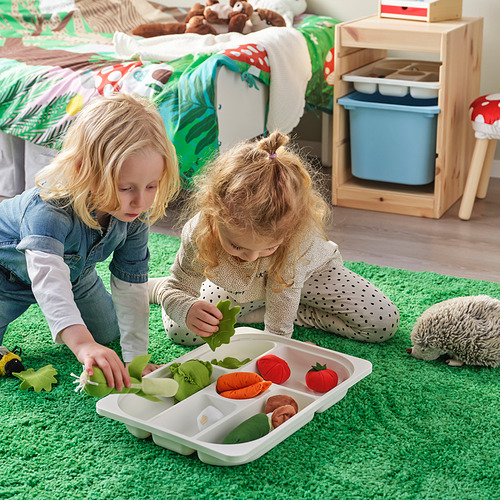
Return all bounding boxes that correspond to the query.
[469,94,500,140]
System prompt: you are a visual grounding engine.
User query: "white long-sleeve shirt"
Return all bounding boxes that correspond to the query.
[26,250,149,362]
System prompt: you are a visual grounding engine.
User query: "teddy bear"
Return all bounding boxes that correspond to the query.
[202,0,234,25]
[131,0,285,38]
[132,0,251,37]
[248,0,307,26]
[205,0,255,34]
[184,1,206,22]
[203,0,253,33]
[249,7,286,31]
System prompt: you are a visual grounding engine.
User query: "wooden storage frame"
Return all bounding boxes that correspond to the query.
[332,15,483,218]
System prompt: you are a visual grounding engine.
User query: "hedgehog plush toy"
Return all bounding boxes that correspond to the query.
[407,295,500,367]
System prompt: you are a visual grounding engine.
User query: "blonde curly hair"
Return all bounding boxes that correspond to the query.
[36,93,180,229]
[189,131,330,292]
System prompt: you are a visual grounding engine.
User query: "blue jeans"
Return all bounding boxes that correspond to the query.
[0,265,120,346]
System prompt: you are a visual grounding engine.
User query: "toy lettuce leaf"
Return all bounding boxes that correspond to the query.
[211,357,251,369]
[202,300,241,352]
[13,365,58,392]
[128,354,152,380]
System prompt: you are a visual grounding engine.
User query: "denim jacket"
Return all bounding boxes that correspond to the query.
[0,188,150,285]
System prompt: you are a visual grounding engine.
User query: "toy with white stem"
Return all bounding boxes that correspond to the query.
[72,354,179,401]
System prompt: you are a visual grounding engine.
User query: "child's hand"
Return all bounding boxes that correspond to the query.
[60,324,131,391]
[186,300,223,337]
[81,345,131,392]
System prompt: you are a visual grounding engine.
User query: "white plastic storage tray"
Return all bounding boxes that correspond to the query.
[96,327,372,466]
[343,59,440,99]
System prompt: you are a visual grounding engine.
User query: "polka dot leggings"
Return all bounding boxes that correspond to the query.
[295,266,399,343]
[161,265,399,346]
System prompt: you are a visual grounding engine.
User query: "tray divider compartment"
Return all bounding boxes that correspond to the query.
[96,329,373,466]
[194,387,317,445]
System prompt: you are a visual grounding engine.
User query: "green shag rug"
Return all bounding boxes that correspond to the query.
[1,232,499,500]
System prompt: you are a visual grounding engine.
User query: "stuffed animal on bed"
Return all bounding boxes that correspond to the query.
[248,0,307,27]
[406,295,500,367]
[131,0,285,38]
[205,0,253,32]
[249,7,286,31]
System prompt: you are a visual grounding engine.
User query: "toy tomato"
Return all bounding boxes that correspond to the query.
[257,354,291,384]
[305,363,338,392]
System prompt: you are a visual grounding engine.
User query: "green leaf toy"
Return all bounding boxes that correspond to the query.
[211,357,251,369]
[72,354,178,402]
[13,365,58,392]
[202,300,241,352]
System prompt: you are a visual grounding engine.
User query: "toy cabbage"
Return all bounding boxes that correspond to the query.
[169,359,213,402]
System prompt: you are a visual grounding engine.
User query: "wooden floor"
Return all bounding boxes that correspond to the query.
[153,175,500,283]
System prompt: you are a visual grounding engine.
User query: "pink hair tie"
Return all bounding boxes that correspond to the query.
[268,153,277,158]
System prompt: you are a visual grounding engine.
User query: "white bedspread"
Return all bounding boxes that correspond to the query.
[113,27,312,133]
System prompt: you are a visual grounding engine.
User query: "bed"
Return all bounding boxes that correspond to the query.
[0,0,338,195]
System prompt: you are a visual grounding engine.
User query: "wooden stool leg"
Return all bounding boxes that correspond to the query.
[459,138,490,221]
[477,139,497,199]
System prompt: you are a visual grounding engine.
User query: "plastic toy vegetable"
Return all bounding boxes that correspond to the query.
[202,300,241,351]
[257,354,290,384]
[305,363,338,392]
[216,372,272,399]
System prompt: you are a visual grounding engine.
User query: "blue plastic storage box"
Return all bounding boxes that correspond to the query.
[337,92,440,185]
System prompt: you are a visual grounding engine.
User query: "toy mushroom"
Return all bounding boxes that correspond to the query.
[469,93,500,139]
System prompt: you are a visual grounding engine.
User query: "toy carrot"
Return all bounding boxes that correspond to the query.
[216,372,272,399]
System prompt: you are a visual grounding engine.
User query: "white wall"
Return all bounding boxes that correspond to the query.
[306,0,500,171]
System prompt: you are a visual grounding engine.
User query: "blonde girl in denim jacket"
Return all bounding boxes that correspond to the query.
[0,94,179,390]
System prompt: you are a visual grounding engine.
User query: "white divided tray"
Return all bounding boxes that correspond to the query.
[343,59,441,99]
[96,327,372,466]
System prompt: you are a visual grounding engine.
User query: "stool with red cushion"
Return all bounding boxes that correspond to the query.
[459,94,500,220]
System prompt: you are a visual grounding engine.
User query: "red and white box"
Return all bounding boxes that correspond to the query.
[379,0,462,23]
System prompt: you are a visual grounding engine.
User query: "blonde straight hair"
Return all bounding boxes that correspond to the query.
[36,94,180,229]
